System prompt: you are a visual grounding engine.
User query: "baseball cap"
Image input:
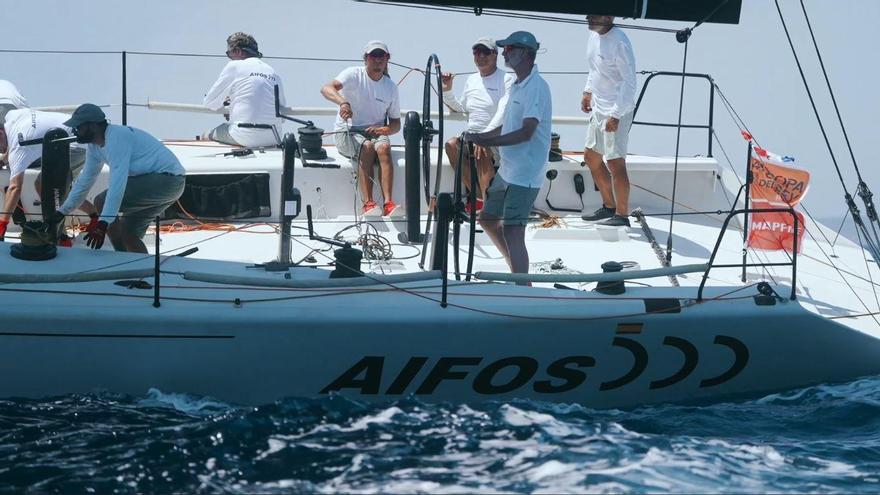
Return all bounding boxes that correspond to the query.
[472,37,497,51]
[364,40,390,55]
[63,103,107,129]
[496,31,540,51]
[227,32,263,58]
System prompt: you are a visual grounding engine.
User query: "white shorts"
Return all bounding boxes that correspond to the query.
[584,111,633,161]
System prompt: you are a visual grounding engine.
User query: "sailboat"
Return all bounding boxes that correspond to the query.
[2,0,880,409]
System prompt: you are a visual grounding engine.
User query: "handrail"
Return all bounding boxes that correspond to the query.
[698,206,800,301]
[632,71,716,157]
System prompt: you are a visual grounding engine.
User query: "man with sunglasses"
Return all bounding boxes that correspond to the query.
[52,104,185,253]
[580,15,637,227]
[441,37,514,211]
[203,32,286,149]
[321,40,401,217]
[464,31,552,285]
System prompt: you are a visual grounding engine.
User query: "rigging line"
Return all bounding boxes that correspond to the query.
[666,36,690,265]
[831,209,849,247]
[0,48,119,55]
[853,216,880,313]
[797,0,864,184]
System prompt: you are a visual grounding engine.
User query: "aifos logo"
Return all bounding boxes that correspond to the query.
[321,335,749,396]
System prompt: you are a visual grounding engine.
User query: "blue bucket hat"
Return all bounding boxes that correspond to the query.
[63,103,106,129]
[496,31,540,51]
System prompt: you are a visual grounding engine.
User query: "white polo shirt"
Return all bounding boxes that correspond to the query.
[203,57,286,148]
[497,65,552,189]
[3,109,78,179]
[583,27,637,119]
[333,66,400,131]
[442,68,514,132]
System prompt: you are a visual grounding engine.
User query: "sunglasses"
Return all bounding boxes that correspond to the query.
[472,47,495,56]
[367,50,388,59]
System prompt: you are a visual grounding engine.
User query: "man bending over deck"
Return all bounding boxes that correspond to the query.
[321,40,401,217]
[0,109,98,241]
[465,32,552,285]
[580,15,637,228]
[441,37,514,211]
[203,32,286,148]
[53,104,185,253]
[0,80,27,124]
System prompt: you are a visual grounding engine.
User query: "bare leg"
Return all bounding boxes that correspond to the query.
[445,138,473,198]
[107,220,147,253]
[503,224,531,286]
[375,141,394,204]
[607,157,630,216]
[479,213,511,268]
[584,148,615,209]
[358,141,377,204]
[476,152,496,201]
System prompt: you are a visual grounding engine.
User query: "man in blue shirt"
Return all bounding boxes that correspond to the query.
[54,104,186,253]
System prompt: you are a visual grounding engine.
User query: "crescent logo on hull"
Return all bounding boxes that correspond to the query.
[320,335,749,395]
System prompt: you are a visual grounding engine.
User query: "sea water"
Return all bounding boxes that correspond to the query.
[2,377,880,493]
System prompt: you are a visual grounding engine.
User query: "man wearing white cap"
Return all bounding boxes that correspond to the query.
[0,80,28,124]
[465,31,552,284]
[580,15,637,227]
[321,40,401,217]
[442,37,514,210]
[203,32,286,149]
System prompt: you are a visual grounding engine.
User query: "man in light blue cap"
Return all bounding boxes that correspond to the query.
[465,31,552,285]
[53,103,186,253]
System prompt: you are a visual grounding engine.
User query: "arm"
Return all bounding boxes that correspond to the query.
[203,63,235,110]
[441,73,466,114]
[366,86,401,136]
[483,75,514,132]
[95,136,133,222]
[59,149,103,215]
[468,119,539,147]
[609,41,637,118]
[0,172,24,223]
[321,79,351,120]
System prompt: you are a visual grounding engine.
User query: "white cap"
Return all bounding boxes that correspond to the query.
[0,80,28,109]
[363,40,390,55]
[472,37,497,51]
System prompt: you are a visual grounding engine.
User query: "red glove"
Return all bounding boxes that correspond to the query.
[84,220,108,250]
[84,213,99,232]
[0,220,8,241]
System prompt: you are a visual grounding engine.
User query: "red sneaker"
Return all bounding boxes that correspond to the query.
[464,198,484,215]
[383,201,400,217]
[362,200,380,217]
[58,235,74,248]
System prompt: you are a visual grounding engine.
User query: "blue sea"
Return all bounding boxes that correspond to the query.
[3,377,880,493]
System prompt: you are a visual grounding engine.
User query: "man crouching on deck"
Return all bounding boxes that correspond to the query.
[52,104,186,253]
[464,31,552,285]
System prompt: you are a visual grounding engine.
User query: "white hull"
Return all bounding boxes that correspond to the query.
[2,142,879,407]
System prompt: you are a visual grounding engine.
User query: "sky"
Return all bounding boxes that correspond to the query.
[2,0,878,219]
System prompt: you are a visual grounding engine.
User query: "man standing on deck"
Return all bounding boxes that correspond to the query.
[464,31,552,285]
[580,15,637,227]
[441,37,514,210]
[321,40,401,217]
[203,32,286,148]
[52,104,186,253]
[0,109,98,242]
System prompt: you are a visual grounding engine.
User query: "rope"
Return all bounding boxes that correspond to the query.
[665,37,689,265]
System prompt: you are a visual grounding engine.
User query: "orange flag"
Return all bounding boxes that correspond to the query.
[747,147,809,253]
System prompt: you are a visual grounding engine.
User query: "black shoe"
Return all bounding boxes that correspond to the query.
[581,206,615,221]
[601,214,631,227]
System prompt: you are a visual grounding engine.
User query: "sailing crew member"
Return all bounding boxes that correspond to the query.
[465,31,552,285]
[580,14,637,227]
[442,37,514,210]
[0,80,28,124]
[203,32,286,148]
[0,109,98,241]
[52,104,186,253]
[321,40,401,217]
